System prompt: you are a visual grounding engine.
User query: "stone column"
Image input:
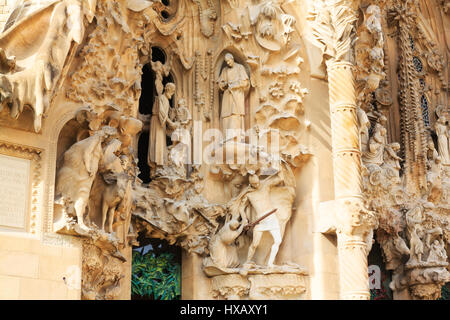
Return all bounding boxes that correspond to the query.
[326,61,373,300]
[309,0,377,300]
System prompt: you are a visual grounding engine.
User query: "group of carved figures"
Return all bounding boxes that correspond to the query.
[54,46,281,271]
[360,108,450,181]
[206,171,292,272]
[358,106,450,297]
[55,111,143,248]
[147,50,249,173]
[405,207,447,266]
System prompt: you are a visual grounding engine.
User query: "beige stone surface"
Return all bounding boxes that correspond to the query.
[0,0,447,301]
[0,233,81,300]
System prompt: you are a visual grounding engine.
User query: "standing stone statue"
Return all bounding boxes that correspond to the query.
[357,107,371,153]
[435,116,449,165]
[148,82,176,166]
[406,207,425,265]
[218,53,249,138]
[243,173,284,268]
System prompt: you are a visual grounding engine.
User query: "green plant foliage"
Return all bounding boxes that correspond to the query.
[132,250,181,300]
[438,284,450,300]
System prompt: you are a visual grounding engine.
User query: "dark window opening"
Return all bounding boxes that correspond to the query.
[413,56,423,73]
[139,47,166,115]
[138,47,175,181]
[161,10,170,19]
[368,236,393,300]
[420,94,430,128]
[137,131,151,184]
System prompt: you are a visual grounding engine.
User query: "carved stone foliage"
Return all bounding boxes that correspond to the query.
[0,0,97,132]
[133,166,225,255]
[308,0,358,64]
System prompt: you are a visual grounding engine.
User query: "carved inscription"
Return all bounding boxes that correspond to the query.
[0,154,30,230]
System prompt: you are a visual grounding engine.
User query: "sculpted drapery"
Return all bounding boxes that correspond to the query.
[218,53,249,136]
[148,82,175,166]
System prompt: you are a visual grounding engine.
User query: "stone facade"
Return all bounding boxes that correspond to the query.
[0,0,448,300]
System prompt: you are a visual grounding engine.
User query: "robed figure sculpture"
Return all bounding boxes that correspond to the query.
[218,53,250,139]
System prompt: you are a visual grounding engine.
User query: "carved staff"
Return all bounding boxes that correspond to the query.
[243,208,277,232]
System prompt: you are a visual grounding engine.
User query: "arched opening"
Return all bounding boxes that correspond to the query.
[137,46,175,183]
[53,118,85,229]
[131,234,182,300]
[368,236,393,300]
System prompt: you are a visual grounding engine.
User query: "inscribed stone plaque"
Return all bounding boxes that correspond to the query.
[0,154,30,229]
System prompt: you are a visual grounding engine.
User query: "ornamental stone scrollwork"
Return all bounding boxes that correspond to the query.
[388,0,428,193]
[191,0,217,38]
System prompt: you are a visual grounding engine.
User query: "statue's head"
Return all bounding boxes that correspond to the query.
[178,98,186,108]
[120,155,130,168]
[249,174,260,188]
[379,115,387,125]
[390,142,400,152]
[165,82,176,97]
[229,219,240,230]
[225,53,234,67]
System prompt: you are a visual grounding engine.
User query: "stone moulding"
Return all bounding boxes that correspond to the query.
[211,272,308,300]
[0,140,42,234]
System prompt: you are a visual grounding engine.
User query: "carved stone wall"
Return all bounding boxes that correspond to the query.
[0,0,448,300]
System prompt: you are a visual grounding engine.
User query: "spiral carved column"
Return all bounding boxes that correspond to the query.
[327,61,372,300]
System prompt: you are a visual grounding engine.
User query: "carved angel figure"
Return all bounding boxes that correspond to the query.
[405,207,425,265]
[169,98,192,168]
[357,107,371,153]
